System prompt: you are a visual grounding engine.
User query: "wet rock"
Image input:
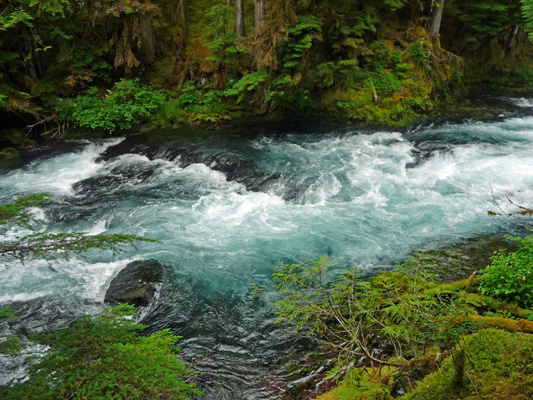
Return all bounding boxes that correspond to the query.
[422,235,519,282]
[104,260,163,307]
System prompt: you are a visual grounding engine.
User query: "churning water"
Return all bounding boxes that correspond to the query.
[1,106,533,398]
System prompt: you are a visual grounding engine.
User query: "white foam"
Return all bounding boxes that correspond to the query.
[0,138,124,197]
[2,115,533,320]
[87,219,108,235]
[0,257,135,304]
[505,97,533,108]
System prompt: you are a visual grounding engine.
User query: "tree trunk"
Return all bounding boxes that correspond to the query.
[431,0,445,44]
[255,0,264,36]
[235,0,245,36]
[179,0,186,37]
[451,345,465,390]
[23,37,38,80]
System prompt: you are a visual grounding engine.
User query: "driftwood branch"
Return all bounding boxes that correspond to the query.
[25,115,68,141]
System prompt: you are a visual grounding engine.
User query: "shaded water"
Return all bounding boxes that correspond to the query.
[1,103,533,398]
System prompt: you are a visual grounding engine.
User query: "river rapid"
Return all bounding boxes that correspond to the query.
[1,98,533,398]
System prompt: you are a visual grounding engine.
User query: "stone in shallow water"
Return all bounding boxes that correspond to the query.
[104,260,163,307]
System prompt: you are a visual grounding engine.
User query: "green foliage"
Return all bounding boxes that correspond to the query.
[158,81,227,123]
[56,79,167,133]
[282,15,322,70]
[390,49,402,66]
[522,0,533,41]
[2,231,156,263]
[384,0,409,11]
[273,255,480,374]
[0,194,155,264]
[326,5,379,60]
[270,87,313,110]
[0,194,51,228]
[322,367,394,400]
[448,0,521,51]
[0,0,531,130]
[401,329,533,399]
[0,308,22,355]
[2,304,202,399]
[479,235,533,308]
[61,43,113,81]
[224,71,269,104]
[0,308,15,318]
[408,40,431,65]
[311,59,362,90]
[205,4,241,70]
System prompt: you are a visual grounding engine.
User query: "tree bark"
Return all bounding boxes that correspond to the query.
[179,0,186,36]
[431,0,445,44]
[255,0,264,36]
[235,0,245,36]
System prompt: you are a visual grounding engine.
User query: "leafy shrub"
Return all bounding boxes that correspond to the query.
[56,79,166,133]
[282,15,322,70]
[479,235,533,307]
[311,59,362,89]
[224,72,269,103]
[408,39,431,64]
[2,305,202,399]
[164,81,226,123]
[273,255,480,375]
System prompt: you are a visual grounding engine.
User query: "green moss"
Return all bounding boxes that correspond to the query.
[401,329,533,399]
[316,368,394,400]
[0,147,19,159]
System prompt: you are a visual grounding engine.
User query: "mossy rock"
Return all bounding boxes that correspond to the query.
[314,367,394,400]
[1,129,26,146]
[400,329,533,399]
[421,235,518,282]
[0,147,19,159]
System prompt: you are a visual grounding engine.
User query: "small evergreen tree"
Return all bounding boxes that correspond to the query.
[2,305,202,399]
[0,194,155,262]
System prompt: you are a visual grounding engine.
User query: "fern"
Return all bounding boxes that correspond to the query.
[522,0,533,41]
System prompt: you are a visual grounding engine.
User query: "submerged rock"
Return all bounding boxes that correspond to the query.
[104,260,163,307]
[422,235,519,281]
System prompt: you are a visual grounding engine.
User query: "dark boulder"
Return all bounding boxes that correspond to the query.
[104,260,163,307]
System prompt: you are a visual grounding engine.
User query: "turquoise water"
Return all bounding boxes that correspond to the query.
[1,108,533,397]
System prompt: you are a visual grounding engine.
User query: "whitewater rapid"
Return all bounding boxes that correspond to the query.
[1,112,533,397]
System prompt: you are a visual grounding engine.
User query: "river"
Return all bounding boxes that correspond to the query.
[1,97,533,398]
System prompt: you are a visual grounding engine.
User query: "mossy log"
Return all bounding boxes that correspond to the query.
[451,314,533,334]
[441,271,478,292]
[461,292,528,319]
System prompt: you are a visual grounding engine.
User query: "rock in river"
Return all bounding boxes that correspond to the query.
[104,260,163,307]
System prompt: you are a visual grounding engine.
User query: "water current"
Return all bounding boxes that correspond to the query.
[1,98,533,398]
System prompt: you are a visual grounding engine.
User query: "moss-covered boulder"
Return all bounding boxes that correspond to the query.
[400,329,533,399]
[314,367,395,400]
[0,147,19,159]
[0,129,36,150]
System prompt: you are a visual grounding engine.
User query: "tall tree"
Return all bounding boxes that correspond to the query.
[431,0,445,44]
[235,0,245,36]
[255,0,265,35]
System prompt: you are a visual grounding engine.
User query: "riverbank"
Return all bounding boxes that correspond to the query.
[2,88,533,164]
